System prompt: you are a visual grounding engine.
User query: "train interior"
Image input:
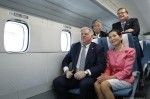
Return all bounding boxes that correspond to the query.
[0,0,150,99]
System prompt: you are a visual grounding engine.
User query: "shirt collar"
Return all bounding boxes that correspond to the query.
[81,43,90,48]
[121,21,126,24]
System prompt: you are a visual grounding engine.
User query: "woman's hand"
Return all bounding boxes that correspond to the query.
[97,74,112,83]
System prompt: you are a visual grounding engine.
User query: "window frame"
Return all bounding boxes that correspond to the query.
[4,19,30,53]
[61,29,71,52]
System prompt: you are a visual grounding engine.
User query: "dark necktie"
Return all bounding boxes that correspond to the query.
[121,22,125,32]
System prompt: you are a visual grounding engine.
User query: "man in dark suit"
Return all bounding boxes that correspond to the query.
[112,8,144,79]
[53,27,106,99]
[112,8,140,36]
[92,19,108,38]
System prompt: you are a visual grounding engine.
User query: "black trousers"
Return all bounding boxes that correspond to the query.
[53,75,96,99]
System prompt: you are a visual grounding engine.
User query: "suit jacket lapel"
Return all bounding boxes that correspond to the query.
[75,43,81,66]
[85,43,94,66]
[124,19,130,30]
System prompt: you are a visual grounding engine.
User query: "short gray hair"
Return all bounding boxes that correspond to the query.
[80,27,93,35]
[92,19,102,26]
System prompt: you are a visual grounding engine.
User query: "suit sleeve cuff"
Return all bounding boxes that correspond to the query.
[86,69,91,76]
[63,66,69,73]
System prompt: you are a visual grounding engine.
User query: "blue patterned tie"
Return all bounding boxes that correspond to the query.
[121,22,125,32]
[79,45,86,71]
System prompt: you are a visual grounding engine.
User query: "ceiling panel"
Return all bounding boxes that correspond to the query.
[0,0,117,31]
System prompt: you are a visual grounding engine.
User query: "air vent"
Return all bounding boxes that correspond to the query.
[8,11,29,19]
[63,25,71,29]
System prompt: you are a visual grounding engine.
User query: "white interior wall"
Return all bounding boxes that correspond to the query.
[0,7,80,99]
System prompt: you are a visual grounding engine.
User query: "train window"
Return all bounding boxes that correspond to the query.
[4,20,29,52]
[61,30,71,51]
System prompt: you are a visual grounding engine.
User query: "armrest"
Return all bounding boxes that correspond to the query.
[130,71,140,98]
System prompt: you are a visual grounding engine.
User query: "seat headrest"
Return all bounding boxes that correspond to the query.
[92,38,98,44]
[106,34,129,49]
[139,40,143,50]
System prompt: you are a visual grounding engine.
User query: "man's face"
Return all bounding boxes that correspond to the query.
[117,9,128,21]
[81,29,93,45]
[93,21,102,33]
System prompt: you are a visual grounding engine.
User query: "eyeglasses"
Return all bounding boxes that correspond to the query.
[117,12,127,15]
